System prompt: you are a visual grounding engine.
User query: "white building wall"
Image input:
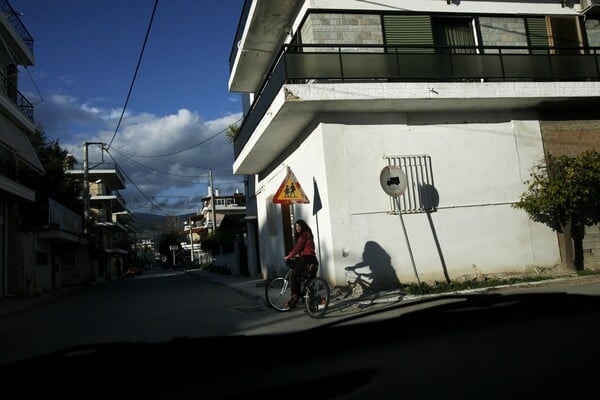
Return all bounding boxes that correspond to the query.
[305,0,581,15]
[256,110,561,287]
[255,127,332,280]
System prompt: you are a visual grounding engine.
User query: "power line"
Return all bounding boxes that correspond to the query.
[107,0,159,149]
[111,146,235,174]
[111,117,242,158]
[110,147,210,183]
[105,148,167,215]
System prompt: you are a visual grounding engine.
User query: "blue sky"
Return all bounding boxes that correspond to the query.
[14,0,245,215]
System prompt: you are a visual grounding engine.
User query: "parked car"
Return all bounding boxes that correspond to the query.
[125,265,143,276]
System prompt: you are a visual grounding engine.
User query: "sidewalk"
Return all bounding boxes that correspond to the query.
[0,283,92,318]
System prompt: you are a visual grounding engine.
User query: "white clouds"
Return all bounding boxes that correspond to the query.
[109,108,245,211]
[33,92,244,214]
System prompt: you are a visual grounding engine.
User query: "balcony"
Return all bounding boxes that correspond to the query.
[228,0,300,92]
[90,190,126,213]
[66,162,126,191]
[1,71,34,122]
[37,198,87,245]
[232,43,600,174]
[0,0,34,64]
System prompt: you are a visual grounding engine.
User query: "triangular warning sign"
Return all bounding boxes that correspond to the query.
[273,169,310,204]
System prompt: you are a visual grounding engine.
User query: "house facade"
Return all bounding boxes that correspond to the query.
[229,1,600,288]
[0,0,47,297]
[192,189,249,274]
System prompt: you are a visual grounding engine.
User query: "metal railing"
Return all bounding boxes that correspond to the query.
[284,44,600,82]
[1,71,34,121]
[0,0,33,52]
[233,43,600,158]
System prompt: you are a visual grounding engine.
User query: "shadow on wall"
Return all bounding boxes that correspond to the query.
[420,183,451,283]
[345,241,402,291]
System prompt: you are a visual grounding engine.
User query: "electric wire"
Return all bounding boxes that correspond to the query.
[111,116,242,158]
[105,148,167,215]
[106,0,159,149]
[22,66,44,104]
[110,148,210,182]
[109,146,235,174]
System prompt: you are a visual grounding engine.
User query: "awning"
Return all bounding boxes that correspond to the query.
[0,114,44,173]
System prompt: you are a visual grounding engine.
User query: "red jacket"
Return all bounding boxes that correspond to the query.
[287,231,315,258]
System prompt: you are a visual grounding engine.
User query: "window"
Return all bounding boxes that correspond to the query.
[385,155,436,214]
[36,251,49,266]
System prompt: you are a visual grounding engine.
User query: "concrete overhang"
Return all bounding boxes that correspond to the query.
[37,230,86,245]
[229,0,300,93]
[66,168,125,190]
[233,81,600,175]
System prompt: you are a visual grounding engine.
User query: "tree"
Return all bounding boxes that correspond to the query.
[225,123,240,144]
[158,231,184,263]
[513,150,600,271]
[20,129,83,224]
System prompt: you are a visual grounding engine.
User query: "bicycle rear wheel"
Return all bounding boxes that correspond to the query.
[304,277,330,318]
[265,276,292,311]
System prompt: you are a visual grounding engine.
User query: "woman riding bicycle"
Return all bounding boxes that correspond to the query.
[284,219,318,309]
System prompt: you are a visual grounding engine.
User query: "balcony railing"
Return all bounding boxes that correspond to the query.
[1,71,34,121]
[0,0,33,52]
[284,44,600,82]
[233,43,600,158]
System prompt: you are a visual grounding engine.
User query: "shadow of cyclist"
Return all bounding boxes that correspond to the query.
[346,241,402,294]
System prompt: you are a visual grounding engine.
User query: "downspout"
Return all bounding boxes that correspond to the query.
[2,203,6,297]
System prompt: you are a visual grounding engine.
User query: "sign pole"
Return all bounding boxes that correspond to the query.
[396,198,421,287]
[379,165,422,289]
[169,244,178,267]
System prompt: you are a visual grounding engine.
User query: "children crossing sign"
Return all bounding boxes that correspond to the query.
[273,168,310,204]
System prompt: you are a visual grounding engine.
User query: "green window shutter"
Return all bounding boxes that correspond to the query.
[526,17,549,54]
[383,15,434,53]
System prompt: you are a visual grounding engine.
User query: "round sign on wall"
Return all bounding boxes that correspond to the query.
[379,165,408,197]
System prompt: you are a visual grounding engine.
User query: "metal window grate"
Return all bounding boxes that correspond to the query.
[385,155,436,213]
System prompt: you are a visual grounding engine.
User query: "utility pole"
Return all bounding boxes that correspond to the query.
[209,170,217,235]
[83,142,90,235]
[188,216,194,262]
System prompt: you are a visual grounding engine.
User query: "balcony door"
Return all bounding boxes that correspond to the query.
[432,17,477,54]
[548,16,583,54]
[527,16,583,54]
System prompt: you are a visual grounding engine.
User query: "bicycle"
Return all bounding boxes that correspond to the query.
[265,257,330,318]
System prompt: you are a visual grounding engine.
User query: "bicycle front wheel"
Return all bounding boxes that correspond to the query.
[265,276,292,312]
[304,277,330,318]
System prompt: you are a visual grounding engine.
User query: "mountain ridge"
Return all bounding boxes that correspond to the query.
[131,212,195,238]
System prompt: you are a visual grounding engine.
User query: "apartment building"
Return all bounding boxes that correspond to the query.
[189,189,248,273]
[67,156,135,281]
[229,1,600,288]
[0,0,46,296]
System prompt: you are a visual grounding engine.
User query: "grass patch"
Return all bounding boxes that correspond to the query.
[405,275,561,296]
[576,269,600,277]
